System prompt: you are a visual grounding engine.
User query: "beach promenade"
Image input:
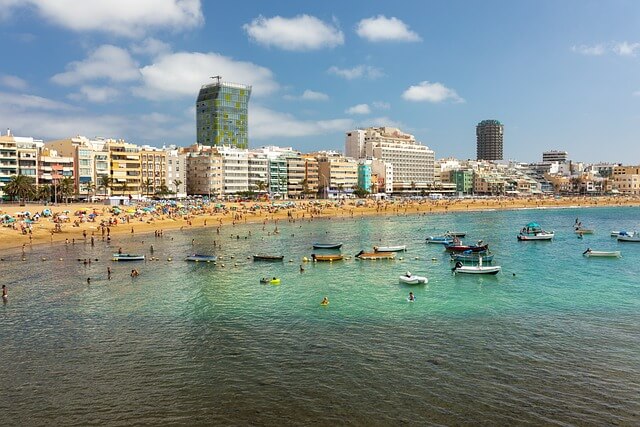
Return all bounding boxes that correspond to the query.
[0,196,639,252]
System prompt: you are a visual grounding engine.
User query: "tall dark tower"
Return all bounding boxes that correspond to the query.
[476,120,503,161]
[196,77,252,149]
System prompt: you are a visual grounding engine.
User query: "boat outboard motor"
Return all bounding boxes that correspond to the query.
[452,261,463,272]
[355,250,364,258]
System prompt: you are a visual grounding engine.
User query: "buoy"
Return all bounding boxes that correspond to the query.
[230,255,235,259]
[289,259,293,262]
[431,257,437,261]
[414,257,419,260]
[234,263,238,267]
[167,258,172,261]
[399,257,404,260]
[247,256,251,259]
[22,258,26,261]
[59,258,63,261]
[221,264,225,267]
[41,257,46,261]
[302,257,308,262]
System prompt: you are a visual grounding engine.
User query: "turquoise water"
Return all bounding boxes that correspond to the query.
[1,206,639,425]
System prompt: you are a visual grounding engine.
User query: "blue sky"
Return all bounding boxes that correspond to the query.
[1,0,639,162]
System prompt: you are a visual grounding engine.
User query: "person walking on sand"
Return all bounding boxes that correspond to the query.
[107,267,112,280]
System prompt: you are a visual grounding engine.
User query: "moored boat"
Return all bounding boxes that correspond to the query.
[374,245,407,252]
[446,231,466,237]
[112,253,145,261]
[355,250,396,260]
[311,254,343,262]
[452,257,501,275]
[253,254,285,261]
[185,254,218,262]
[426,236,454,244]
[312,243,342,249]
[517,222,554,241]
[398,272,428,284]
[444,242,489,253]
[582,249,621,258]
[617,232,640,242]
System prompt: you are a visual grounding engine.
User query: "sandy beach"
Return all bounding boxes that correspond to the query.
[1,196,639,253]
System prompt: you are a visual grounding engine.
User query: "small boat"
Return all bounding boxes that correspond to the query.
[311,254,343,262]
[575,228,594,234]
[517,222,554,241]
[582,249,621,258]
[355,250,396,260]
[451,251,493,263]
[312,243,342,249]
[112,253,145,261]
[611,231,623,237]
[253,254,285,261]
[374,245,407,252]
[452,257,501,275]
[444,242,489,253]
[446,231,466,237]
[185,254,217,262]
[399,272,428,285]
[617,232,640,242]
[426,236,454,244]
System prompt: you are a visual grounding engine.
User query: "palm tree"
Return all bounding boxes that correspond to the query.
[4,175,35,203]
[142,179,153,198]
[336,183,344,199]
[98,175,112,198]
[173,179,183,196]
[58,176,75,204]
[84,182,96,202]
[37,184,51,203]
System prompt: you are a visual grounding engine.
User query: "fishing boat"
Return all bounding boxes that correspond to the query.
[253,254,285,261]
[373,245,407,252]
[451,251,493,263]
[398,272,428,284]
[582,249,621,258]
[112,253,145,261]
[426,235,454,244]
[185,254,218,262]
[355,250,396,260]
[311,254,343,262]
[312,243,342,249]
[517,222,554,241]
[452,257,501,275]
[617,232,640,242]
[444,242,489,253]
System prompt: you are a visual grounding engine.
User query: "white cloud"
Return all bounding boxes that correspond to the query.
[135,51,278,99]
[402,81,464,103]
[357,116,404,129]
[130,38,172,57]
[0,74,28,90]
[327,65,383,80]
[251,105,352,139]
[68,85,120,103]
[613,41,640,57]
[243,14,344,51]
[633,91,640,97]
[372,101,390,110]
[51,45,140,86]
[284,89,329,101]
[345,104,371,115]
[355,15,421,42]
[571,44,606,56]
[0,91,77,111]
[1,0,203,38]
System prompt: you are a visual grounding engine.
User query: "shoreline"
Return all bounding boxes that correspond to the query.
[1,196,639,254]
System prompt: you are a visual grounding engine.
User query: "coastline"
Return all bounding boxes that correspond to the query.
[1,196,639,253]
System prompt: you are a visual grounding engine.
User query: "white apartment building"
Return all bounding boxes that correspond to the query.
[217,145,249,196]
[346,127,435,195]
[165,146,187,198]
[248,151,269,194]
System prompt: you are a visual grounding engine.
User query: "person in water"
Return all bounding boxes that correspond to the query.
[2,284,7,301]
[321,297,329,306]
[405,271,412,277]
[130,269,139,277]
[408,292,415,302]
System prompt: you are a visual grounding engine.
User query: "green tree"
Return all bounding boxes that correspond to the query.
[4,175,35,203]
[37,184,51,202]
[58,176,75,204]
[142,179,153,197]
[173,179,183,196]
[336,183,344,199]
[353,185,369,198]
[98,175,112,198]
[84,182,96,201]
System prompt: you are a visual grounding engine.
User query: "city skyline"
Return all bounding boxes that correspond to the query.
[1,1,639,163]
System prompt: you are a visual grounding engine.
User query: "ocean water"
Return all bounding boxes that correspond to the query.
[1,206,639,425]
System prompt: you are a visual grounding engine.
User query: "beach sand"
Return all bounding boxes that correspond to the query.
[1,196,638,253]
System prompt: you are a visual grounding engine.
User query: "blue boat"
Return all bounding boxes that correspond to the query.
[312,243,343,249]
[185,254,217,262]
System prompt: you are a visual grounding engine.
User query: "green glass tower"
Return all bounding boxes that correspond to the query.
[196,79,251,149]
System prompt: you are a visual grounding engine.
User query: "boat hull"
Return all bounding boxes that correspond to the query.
[253,255,285,261]
[454,266,501,275]
[426,236,453,244]
[584,251,621,258]
[399,275,428,284]
[312,243,342,249]
[374,245,406,252]
[517,233,554,241]
[444,244,489,253]
[112,254,145,261]
[617,236,640,242]
[356,251,396,260]
[185,255,217,262]
[311,254,343,262]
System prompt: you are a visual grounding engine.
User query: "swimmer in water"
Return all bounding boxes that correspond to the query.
[2,284,7,302]
[408,292,415,302]
[321,296,329,306]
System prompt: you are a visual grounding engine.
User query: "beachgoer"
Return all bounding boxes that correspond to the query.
[408,292,415,301]
[107,267,112,280]
[2,284,7,301]
[321,297,329,306]
[405,271,412,277]
[87,277,91,284]
[131,269,139,277]
[118,247,122,254]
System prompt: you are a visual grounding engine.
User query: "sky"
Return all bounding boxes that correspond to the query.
[1,0,639,163]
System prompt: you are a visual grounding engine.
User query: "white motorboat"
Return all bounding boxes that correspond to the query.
[112,253,145,261]
[374,245,407,252]
[398,272,428,284]
[517,222,554,241]
[617,232,640,242]
[452,257,501,275]
[582,249,621,258]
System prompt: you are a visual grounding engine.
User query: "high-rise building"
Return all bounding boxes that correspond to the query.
[542,150,568,163]
[196,79,251,149]
[476,120,504,161]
